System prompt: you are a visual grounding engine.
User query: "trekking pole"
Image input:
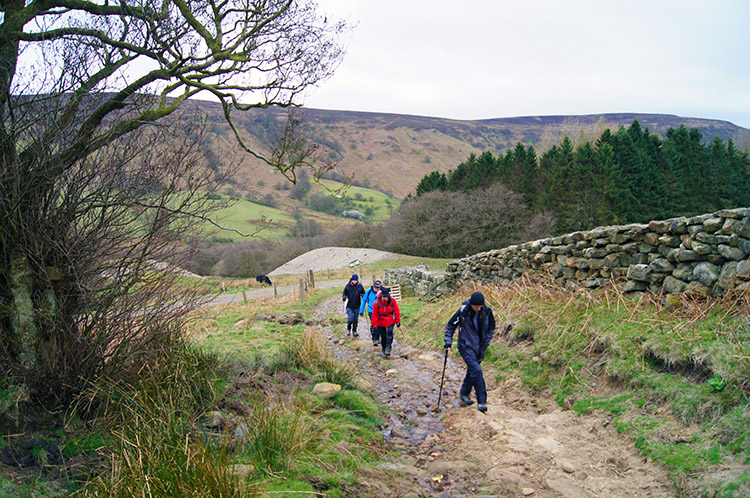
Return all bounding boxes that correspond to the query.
[436,347,449,412]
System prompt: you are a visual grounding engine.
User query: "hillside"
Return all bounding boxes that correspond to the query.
[191,99,750,199]
[202,178,400,242]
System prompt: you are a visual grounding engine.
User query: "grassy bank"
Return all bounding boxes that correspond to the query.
[400,278,750,498]
[1,289,385,497]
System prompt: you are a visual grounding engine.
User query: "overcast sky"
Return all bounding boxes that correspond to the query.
[303,0,750,129]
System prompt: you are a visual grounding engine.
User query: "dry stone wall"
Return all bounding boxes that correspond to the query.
[383,265,449,300]
[445,208,750,297]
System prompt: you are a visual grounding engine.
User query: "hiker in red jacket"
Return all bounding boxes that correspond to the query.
[371,287,400,358]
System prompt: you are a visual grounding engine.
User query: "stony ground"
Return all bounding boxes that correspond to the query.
[314,296,678,498]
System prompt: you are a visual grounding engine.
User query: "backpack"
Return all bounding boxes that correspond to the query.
[376,297,395,319]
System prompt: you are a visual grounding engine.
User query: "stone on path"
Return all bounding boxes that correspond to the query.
[230,464,255,478]
[311,382,341,399]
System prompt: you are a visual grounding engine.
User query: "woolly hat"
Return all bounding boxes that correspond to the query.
[373,280,381,288]
[351,274,359,280]
[380,286,390,297]
[469,291,485,306]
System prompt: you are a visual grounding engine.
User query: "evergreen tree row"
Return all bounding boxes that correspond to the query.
[414,121,750,234]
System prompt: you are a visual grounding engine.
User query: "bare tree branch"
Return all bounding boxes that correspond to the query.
[0,0,347,409]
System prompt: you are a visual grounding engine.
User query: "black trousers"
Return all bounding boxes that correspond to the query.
[366,311,376,340]
[374,324,394,353]
[458,348,487,404]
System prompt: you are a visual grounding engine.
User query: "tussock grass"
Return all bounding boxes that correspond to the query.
[285,328,358,388]
[399,275,750,497]
[71,344,254,497]
[237,401,318,475]
[61,288,385,497]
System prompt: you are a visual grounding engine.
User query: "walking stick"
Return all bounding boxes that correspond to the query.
[436,347,449,411]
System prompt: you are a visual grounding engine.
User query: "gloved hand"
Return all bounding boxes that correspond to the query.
[444,343,451,349]
[396,322,400,327]
[342,297,346,302]
[359,313,364,317]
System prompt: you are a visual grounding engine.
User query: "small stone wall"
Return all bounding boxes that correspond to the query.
[445,208,750,297]
[383,265,449,300]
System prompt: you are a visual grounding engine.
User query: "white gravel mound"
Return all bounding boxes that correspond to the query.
[268,247,401,276]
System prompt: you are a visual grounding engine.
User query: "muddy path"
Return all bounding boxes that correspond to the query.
[314,296,678,498]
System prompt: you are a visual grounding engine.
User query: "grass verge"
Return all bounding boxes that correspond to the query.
[0,288,385,497]
[397,277,750,498]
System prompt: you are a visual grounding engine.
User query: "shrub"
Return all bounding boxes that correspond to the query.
[342,210,365,220]
[306,193,343,215]
[375,182,545,258]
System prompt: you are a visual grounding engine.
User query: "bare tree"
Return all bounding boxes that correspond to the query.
[0,0,346,408]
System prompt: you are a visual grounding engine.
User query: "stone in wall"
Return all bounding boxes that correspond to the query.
[384,265,450,300]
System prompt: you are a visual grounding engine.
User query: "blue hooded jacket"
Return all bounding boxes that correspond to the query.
[359,285,381,314]
[444,300,496,359]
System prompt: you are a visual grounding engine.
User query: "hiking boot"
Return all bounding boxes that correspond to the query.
[373,340,380,347]
[459,394,475,406]
[384,346,391,358]
[353,332,359,337]
[477,403,488,413]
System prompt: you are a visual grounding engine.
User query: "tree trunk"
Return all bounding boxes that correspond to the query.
[9,254,39,371]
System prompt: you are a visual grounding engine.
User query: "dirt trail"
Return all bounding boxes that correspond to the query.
[315,296,678,498]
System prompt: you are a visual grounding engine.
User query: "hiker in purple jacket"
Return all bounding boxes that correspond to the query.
[444,291,496,412]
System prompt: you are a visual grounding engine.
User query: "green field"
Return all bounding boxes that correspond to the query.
[205,197,297,241]
[202,182,401,242]
[313,179,401,222]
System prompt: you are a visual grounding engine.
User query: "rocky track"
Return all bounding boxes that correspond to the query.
[314,296,678,498]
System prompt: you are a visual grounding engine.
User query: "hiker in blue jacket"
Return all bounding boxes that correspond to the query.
[359,279,382,346]
[342,274,365,337]
[444,291,496,412]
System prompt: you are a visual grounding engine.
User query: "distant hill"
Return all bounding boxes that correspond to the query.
[189,99,750,200]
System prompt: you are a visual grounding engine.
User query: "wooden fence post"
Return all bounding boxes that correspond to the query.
[299,278,306,303]
[308,269,315,289]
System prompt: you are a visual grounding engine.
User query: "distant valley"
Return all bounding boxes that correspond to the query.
[192,99,750,200]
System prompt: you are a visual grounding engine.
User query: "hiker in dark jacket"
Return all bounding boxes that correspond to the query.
[359,279,382,346]
[371,287,400,358]
[445,291,495,412]
[342,274,365,337]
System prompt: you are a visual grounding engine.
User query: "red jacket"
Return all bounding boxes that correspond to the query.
[372,296,400,328]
